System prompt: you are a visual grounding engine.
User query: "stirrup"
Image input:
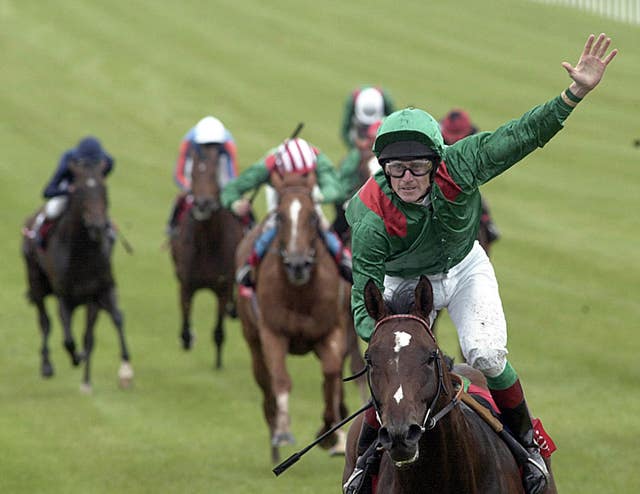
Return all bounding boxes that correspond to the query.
[338,256,353,283]
[522,448,549,494]
[342,467,365,494]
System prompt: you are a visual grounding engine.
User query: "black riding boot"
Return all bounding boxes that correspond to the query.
[337,253,353,284]
[343,422,381,494]
[501,401,550,494]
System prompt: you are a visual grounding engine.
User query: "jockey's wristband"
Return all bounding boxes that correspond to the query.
[561,88,583,107]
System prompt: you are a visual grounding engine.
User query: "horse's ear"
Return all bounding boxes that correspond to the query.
[413,275,434,319]
[364,279,387,321]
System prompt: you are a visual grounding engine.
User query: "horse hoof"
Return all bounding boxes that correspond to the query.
[41,362,54,378]
[329,429,347,457]
[316,426,338,450]
[118,362,134,388]
[79,382,92,394]
[181,331,194,351]
[72,352,85,366]
[271,432,295,447]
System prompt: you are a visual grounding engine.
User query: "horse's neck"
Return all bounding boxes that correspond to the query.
[57,205,87,242]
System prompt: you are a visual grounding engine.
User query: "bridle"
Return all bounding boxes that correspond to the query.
[365,314,463,432]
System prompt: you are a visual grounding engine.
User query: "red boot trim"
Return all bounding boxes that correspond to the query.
[532,418,557,458]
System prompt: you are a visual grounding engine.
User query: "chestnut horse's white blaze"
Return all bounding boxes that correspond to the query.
[288,199,302,251]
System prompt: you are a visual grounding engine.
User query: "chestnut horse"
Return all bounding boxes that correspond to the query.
[21,160,132,392]
[170,143,244,369]
[343,277,557,493]
[236,171,350,463]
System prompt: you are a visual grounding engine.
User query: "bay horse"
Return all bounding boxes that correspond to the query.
[343,276,557,493]
[21,160,133,392]
[170,142,245,369]
[235,171,350,463]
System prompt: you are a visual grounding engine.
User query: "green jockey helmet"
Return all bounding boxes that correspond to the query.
[373,108,445,165]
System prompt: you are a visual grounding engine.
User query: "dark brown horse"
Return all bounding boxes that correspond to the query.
[236,171,350,463]
[343,277,556,493]
[170,143,244,369]
[22,160,132,392]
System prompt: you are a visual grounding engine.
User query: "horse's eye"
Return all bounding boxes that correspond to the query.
[422,352,437,366]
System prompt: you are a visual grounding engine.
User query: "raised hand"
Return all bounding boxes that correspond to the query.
[562,33,618,98]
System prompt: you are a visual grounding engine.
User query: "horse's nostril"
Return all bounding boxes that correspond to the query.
[406,424,424,444]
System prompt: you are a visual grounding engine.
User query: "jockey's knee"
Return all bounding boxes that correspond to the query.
[466,347,508,378]
[44,196,68,219]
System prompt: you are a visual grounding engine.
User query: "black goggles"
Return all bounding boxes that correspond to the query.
[384,159,434,178]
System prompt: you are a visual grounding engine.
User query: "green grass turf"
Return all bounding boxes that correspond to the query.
[1,0,639,492]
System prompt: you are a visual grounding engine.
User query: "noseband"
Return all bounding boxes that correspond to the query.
[365,314,462,432]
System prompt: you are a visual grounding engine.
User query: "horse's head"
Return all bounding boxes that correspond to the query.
[189,143,222,220]
[272,171,319,286]
[364,276,452,466]
[68,160,109,241]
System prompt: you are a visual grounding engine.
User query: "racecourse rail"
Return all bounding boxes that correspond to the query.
[532,0,640,24]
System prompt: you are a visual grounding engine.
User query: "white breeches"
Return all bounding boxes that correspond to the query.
[44,196,68,219]
[383,241,508,378]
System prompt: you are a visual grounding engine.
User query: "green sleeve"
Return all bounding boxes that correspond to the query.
[444,95,575,189]
[338,148,364,199]
[221,159,271,208]
[382,89,395,116]
[349,218,391,342]
[340,92,356,148]
[316,153,345,204]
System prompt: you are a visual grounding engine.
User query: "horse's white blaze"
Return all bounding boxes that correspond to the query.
[394,385,404,404]
[288,199,302,251]
[86,178,97,188]
[394,331,412,353]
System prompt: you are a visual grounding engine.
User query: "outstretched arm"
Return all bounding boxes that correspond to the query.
[562,33,618,99]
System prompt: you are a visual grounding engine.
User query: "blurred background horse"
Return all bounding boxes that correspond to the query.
[22,160,132,392]
[170,142,245,369]
[236,171,351,463]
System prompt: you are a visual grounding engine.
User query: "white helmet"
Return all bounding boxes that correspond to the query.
[194,116,226,144]
[354,88,385,125]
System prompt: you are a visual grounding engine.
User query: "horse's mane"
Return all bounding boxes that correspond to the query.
[384,280,419,315]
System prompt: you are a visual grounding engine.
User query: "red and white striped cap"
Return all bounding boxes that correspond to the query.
[272,138,318,174]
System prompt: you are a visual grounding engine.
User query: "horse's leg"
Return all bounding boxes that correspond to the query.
[247,328,279,463]
[258,327,295,451]
[342,414,363,487]
[212,291,227,370]
[58,300,81,366]
[346,321,367,404]
[34,298,54,377]
[101,287,133,388]
[80,302,99,393]
[314,328,348,455]
[179,283,195,350]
